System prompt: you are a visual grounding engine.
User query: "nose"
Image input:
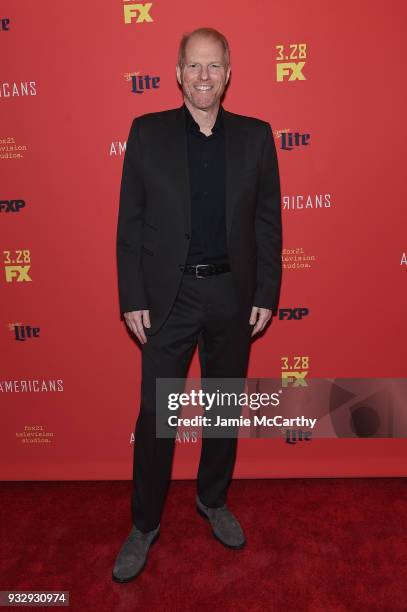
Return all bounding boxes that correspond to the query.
[199,65,209,79]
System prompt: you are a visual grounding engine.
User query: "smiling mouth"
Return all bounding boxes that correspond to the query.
[194,85,213,91]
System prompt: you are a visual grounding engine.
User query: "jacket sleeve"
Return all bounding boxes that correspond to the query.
[116,118,149,316]
[253,122,283,315]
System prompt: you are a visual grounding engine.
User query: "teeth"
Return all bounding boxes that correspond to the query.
[196,86,212,90]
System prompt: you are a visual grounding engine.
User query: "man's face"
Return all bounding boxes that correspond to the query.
[176,35,230,111]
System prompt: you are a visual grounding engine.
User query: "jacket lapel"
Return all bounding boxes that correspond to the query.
[223,109,248,245]
[163,107,191,233]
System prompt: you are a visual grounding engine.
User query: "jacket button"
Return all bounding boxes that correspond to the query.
[185,233,191,239]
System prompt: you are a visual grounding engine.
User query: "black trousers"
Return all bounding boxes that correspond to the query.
[131,270,253,532]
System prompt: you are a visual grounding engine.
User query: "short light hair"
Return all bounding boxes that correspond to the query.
[177,27,230,69]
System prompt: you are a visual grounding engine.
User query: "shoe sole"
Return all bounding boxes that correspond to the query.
[196,505,246,550]
[112,529,160,583]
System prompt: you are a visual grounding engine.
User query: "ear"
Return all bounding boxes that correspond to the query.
[226,65,231,85]
[176,64,182,86]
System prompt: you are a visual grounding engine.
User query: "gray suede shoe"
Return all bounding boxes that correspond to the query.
[112,524,160,583]
[196,495,246,549]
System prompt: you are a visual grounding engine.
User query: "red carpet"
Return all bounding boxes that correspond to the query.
[1,479,406,611]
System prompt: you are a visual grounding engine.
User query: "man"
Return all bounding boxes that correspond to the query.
[113,27,282,583]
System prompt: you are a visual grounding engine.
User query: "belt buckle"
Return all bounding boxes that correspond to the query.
[195,264,210,279]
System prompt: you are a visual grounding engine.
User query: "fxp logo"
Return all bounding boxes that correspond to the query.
[123,1,153,25]
[0,199,25,213]
[279,308,309,321]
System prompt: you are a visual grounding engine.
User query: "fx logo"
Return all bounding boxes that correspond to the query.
[281,371,307,387]
[0,18,10,31]
[0,200,25,212]
[5,266,32,282]
[123,1,153,24]
[280,132,310,151]
[279,308,309,320]
[276,62,305,82]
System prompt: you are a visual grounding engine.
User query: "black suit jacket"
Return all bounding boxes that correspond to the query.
[116,105,282,336]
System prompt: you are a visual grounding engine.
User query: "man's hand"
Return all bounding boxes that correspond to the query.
[249,306,273,336]
[124,310,151,344]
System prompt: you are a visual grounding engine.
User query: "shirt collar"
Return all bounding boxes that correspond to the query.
[183,102,224,135]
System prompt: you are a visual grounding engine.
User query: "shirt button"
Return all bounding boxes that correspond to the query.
[203,162,208,168]
[185,233,191,239]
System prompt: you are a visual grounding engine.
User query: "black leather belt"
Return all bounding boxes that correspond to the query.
[180,263,230,278]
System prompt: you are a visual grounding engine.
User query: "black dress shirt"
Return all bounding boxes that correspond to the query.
[183,103,229,266]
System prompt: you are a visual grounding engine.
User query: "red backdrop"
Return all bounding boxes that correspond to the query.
[2,1,406,480]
